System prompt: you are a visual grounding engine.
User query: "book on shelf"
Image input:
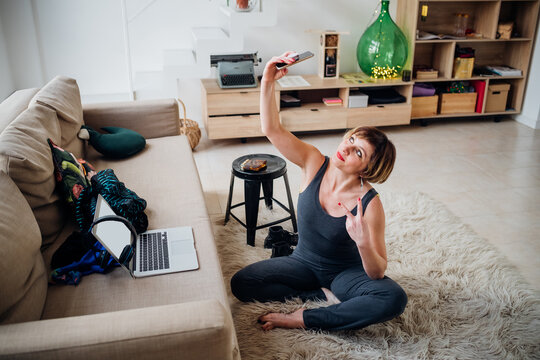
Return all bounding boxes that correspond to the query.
[322,97,343,106]
[416,30,466,40]
[485,65,522,77]
[470,80,486,113]
[341,72,367,84]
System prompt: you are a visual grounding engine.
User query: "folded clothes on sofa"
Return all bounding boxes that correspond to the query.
[50,231,118,285]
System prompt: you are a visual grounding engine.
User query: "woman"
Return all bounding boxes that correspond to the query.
[230,52,407,331]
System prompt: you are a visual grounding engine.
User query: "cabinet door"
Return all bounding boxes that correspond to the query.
[280,107,347,132]
[207,91,260,116]
[206,115,263,139]
[347,104,411,128]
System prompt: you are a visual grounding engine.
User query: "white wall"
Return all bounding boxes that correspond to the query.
[0,0,43,92]
[125,0,375,75]
[33,0,129,97]
[0,15,14,100]
[128,0,225,73]
[515,19,540,129]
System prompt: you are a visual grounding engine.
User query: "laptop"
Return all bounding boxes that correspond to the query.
[91,194,199,278]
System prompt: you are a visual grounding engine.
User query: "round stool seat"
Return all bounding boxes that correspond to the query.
[232,154,287,181]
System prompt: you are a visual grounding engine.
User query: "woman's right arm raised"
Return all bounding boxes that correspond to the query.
[260,53,322,170]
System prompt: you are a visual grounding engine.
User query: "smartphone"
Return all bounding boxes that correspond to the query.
[276,51,314,70]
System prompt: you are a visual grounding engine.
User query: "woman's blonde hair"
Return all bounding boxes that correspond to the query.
[343,126,396,183]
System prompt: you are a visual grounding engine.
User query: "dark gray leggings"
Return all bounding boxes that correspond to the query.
[230,255,407,331]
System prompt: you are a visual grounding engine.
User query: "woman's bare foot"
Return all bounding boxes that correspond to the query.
[321,287,341,305]
[258,308,305,331]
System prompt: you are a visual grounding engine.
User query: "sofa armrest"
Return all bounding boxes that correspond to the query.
[83,99,180,139]
[0,299,237,360]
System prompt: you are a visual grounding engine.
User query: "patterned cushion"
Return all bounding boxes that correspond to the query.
[48,138,96,205]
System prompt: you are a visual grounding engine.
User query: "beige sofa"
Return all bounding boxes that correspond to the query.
[0,76,239,359]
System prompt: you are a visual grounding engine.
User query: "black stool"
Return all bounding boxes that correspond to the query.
[224,153,297,246]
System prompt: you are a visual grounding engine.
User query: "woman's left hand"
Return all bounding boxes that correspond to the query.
[339,197,370,247]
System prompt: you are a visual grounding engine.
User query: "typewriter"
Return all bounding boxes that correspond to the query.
[211,53,261,89]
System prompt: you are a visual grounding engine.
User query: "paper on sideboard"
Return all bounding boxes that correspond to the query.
[277,76,311,88]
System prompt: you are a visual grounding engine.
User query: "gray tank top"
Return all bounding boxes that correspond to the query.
[293,157,378,268]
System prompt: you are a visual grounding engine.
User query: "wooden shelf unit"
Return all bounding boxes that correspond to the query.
[398,0,540,119]
[201,75,412,139]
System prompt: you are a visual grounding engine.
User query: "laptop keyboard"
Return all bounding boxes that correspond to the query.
[139,232,170,272]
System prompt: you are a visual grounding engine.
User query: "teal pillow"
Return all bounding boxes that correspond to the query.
[80,125,146,159]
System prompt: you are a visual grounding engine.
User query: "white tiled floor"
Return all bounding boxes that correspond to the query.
[192,117,539,290]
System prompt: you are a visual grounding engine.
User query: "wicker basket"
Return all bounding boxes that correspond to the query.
[176,98,201,150]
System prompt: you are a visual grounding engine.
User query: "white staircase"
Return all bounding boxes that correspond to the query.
[129,1,277,101]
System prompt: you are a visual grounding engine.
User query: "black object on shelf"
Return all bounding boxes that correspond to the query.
[455,45,475,58]
[402,70,411,82]
[362,87,407,105]
[324,49,337,77]
[280,94,301,108]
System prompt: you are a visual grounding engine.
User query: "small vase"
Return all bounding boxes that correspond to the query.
[356,0,408,78]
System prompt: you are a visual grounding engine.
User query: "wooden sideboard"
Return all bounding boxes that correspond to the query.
[201,75,412,140]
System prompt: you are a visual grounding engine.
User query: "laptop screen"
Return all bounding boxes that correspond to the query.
[91,194,133,262]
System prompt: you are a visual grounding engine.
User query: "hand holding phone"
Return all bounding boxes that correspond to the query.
[276,51,314,70]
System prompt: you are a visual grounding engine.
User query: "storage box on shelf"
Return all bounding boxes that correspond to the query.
[416,69,439,80]
[485,83,511,113]
[412,95,438,118]
[453,57,474,79]
[439,92,477,115]
[497,22,513,40]
[348,91,369,108]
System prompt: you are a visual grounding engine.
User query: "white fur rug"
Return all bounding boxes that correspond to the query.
[212,192,539,360]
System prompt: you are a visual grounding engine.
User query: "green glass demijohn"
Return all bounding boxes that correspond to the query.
[356,0,408,78]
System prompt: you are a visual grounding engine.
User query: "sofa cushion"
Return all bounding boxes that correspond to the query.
[30,76,84,158]
[0,103,66,247]
[82,99,180,140]
[0,171,47,324]
[43,135,229,319]
[0,88,40,134]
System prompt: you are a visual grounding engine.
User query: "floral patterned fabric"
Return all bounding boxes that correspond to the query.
[48,138,96,205]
